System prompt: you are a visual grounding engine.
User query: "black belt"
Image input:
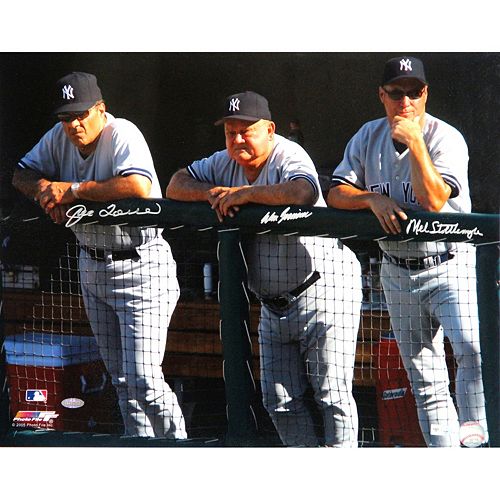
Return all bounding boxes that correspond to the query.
[80,245,140,262]
[260,271,321,310]
[383,252,453,271]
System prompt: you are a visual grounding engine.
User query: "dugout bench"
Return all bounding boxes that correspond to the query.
[2,288,435,445]
[1,289,389,387]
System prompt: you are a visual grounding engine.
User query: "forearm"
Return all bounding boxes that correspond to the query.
[14,169,152,215]
[75,174,151,201]
[327,184,378,210]
[12,168,49,199]
[166,169,215,202]
[408,138,451,211]
[243,179,316,206]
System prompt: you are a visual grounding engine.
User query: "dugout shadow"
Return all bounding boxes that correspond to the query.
[0,197,80,294]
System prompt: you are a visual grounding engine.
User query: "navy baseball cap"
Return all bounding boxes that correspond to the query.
[53,72,103,115]
[381,56,428,86]
[214,91,272,125]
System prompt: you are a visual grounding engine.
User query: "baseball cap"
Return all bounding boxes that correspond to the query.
[214,91,272,126]
[381,56,428,86]
[53,72,103,115]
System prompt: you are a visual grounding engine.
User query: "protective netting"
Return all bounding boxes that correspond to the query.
[1,219,230,440]
[0,208,492,447]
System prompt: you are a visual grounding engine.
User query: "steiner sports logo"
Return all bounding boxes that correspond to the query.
[382,388,407,400]
[405,218,483,240]
[260,206,313,225]
[61,397,85,409]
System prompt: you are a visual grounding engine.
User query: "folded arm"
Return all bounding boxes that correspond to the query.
[166,168,316,222]
[392,116,451,211]
[12,168,151,224]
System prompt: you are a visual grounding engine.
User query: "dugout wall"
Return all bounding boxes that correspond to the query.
[1,53,498,216]
[0,199,498,447]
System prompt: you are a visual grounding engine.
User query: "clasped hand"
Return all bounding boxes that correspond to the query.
[35,181,73,224]
[208,185,251,222]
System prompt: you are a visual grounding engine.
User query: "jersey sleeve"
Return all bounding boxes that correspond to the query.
[110,120,155,182]
[186,150,232,185]
[17,126,62,179]
[330,128,367,190]
[427,125,469,199]
[276,140,321,203]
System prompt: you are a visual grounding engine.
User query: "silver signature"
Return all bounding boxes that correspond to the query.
[65,203,162,228]
[260,206,313,225]
[406,218,484,240]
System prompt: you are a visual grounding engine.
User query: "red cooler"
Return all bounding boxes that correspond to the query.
[4,332,122,434]
[375,331,425,447]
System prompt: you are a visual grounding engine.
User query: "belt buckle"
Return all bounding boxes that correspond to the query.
[85,246,100,260]
[82,246,107,261]
[273,294,293,309]
[264,292,297,312]
[283,292,298,307]
[405,257,417,268]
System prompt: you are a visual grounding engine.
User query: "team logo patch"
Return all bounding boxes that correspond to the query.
[228,97,240,112]
[26,389,48,402]
[399,58,412,71]
[12,411,59,429]
[61,397,85,409]
[62,84,74,100]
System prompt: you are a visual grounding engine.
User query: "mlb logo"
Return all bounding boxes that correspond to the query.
[26,389,48,402]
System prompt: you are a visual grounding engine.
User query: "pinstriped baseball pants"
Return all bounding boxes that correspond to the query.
[380,244,488,447]
[259,248,362,447]
[79,239,187,438]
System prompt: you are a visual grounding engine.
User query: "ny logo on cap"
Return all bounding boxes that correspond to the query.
[228,98,240,112]
[62,84,75,100]
[399,58,412,72]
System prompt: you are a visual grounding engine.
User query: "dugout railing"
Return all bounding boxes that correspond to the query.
[0,199,498,447]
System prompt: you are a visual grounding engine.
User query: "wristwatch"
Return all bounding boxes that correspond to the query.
[71,182,81,199]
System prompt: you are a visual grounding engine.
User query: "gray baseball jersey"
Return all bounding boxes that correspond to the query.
[17,113,186,438]
[332,113,470,258]
[332,112,488,446]
[188,134,362,446]
[18,113,160,250]
[188,134,332,297]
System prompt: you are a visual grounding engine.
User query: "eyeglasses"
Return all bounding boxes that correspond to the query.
[383,87,425,101]
[57,103,98,123]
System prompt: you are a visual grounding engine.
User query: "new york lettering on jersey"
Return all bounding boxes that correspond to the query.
[368,182,417,206]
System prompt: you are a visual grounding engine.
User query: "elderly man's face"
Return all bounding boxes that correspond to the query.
[224,119,275,169]
[379,78,428,125]
[59,101,107,153]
